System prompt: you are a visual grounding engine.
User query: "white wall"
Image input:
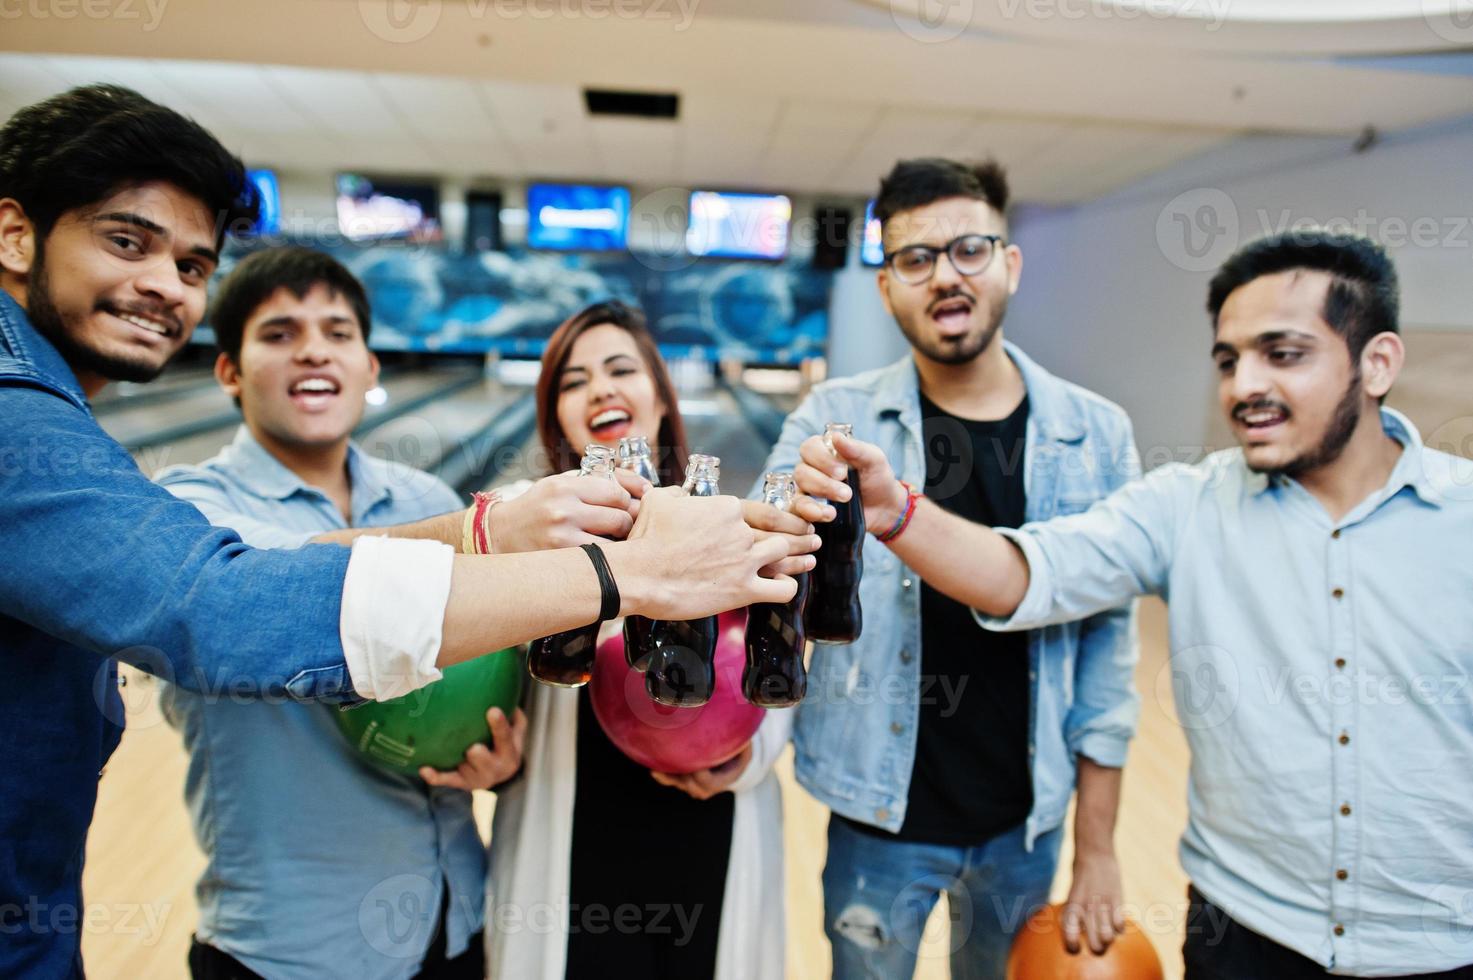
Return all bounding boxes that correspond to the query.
[1001,116,1473,465]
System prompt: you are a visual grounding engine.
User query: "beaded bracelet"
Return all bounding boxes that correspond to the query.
[876,481,921,544]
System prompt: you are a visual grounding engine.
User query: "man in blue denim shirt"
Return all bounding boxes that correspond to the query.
[758,158,1140,978]
[802,230,1473,978]
[0,86,813,979]
[155,247,531,980]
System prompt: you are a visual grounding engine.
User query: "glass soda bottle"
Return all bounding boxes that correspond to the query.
[742,471,810,707]
[526,444,617,687]
[617,436,659,671]
[804,422,864,644]
[644,453,722,707]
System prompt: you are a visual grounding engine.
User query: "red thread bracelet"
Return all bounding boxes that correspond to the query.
[877,481,921,543]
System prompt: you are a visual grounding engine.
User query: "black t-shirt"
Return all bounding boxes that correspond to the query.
[848,391,1034,846]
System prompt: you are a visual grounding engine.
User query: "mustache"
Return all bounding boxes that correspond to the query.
[927,288,976,315]
[96,300,184,338]
[1233,399,1292,422]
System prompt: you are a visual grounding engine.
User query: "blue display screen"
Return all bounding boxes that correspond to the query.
[246,169,281,237]
[526,183,631,251]
[686,191,791,260]
[861,199,884,267]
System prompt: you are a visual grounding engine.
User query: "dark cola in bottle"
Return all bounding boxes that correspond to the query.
[617,435,659,671]
[743,471,810,707]
[527,445,617,687]
[804,422,864,644]
[645,454,722,707]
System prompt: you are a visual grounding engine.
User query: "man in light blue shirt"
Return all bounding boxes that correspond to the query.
[156,247,525,980]
[794,228,1473,977]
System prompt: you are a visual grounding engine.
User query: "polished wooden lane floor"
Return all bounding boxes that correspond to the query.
[81,598,1189,978]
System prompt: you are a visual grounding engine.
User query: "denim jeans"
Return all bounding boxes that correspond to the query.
[823,816,1062,980]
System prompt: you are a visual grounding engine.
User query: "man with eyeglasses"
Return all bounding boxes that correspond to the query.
[756,158,1140,977]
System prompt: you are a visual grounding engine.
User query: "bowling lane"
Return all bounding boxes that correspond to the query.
[91,364,219,415]
[116,366,480,476]
[362,377,528,494]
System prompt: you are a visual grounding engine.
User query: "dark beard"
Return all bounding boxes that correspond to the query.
[1253,372,1363,478]
[900,292,1007,366]
[27,248,171,386]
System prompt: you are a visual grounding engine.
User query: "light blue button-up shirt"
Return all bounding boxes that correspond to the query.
[155,427,484,980]
[982,408,1473,975]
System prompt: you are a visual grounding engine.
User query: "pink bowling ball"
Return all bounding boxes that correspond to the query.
[590,610,765,774]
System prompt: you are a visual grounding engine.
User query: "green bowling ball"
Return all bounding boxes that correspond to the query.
[335,647,524,776]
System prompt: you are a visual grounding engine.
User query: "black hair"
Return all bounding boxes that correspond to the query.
[1207,229,1399,360]
[208,247,373,364]
[0,83,257,247]
[873,157,1010,229]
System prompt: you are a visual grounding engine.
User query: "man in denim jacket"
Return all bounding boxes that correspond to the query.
[758,158,1139,978]
[0,86,811,979]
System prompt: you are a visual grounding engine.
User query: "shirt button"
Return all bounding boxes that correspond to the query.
[1335,658,1347,670]
[1341,803,1352,817]
[1332,588,1345,600]
[901,577,913,590]
[1339,731,1351,746]
[890,722,904,735]
[899,649,913,664]
[1332,529,1342,540]
[875,808,890,822]
[1334,924,1345,937]
[1336,869,1349,881]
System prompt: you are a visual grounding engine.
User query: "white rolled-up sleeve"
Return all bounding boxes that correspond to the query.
[340,534,455,700]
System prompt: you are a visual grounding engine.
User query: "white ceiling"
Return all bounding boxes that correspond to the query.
[2,0,1471,205]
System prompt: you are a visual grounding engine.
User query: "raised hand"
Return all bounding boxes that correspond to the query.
[612,486,820,621]
[488,468,648,554]
[793,431,906,534]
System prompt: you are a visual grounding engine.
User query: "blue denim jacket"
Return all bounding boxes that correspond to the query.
[754,344,1140,848]
[0,292,359,978]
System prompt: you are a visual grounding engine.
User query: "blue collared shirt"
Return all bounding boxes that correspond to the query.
[155,428,484,980]
[0,293,359,979]
[983,408,1473,975]
[756,344,1141,847]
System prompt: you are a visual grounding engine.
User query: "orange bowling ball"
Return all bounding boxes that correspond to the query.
[1007,904,1163,980]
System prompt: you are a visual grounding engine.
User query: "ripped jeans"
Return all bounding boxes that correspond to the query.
[822,817,1062,980]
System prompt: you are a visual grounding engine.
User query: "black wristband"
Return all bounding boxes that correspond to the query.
[581,543,621,622]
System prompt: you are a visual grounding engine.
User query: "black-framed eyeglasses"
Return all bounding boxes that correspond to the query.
[884,234,1004,284]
